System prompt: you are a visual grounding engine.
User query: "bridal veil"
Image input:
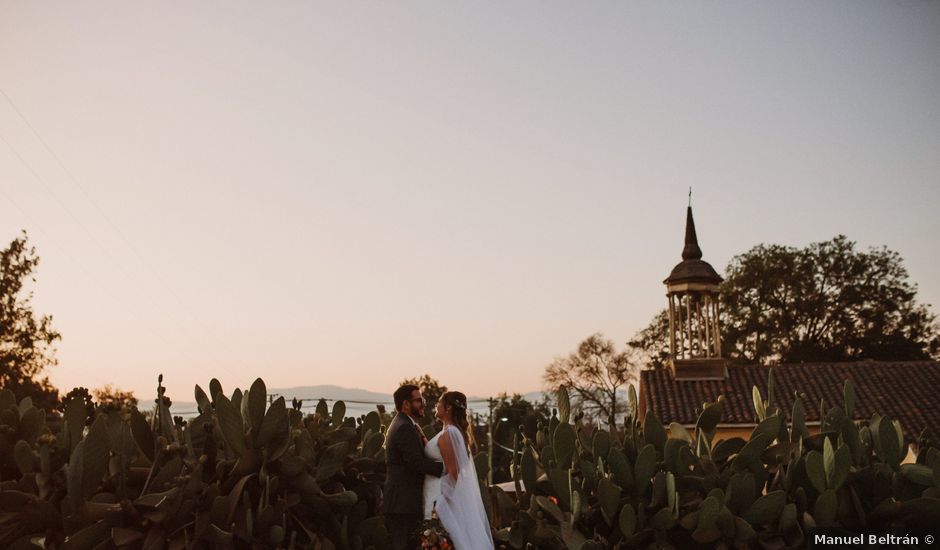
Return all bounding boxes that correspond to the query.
[435,425,495,550]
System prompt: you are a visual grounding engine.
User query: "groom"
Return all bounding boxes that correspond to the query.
[384,384,445,550]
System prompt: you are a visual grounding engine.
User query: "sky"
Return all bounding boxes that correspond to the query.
[0,1,938,404]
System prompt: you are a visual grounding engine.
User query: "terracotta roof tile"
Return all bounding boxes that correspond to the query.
[639,361,940,438]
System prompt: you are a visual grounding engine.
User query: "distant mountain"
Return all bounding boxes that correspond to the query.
[152,385,555,417]
[269,385,553,406]
[269,384,394,403]
[478,391,553,404]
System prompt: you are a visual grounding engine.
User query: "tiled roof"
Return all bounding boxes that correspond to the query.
[639,361,940,438]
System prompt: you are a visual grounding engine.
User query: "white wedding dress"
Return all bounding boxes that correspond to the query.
[423,425,495,550]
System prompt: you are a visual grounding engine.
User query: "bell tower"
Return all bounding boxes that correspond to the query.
[663,205,727,379]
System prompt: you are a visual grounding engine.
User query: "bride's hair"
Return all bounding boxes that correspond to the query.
[441,391,476,456]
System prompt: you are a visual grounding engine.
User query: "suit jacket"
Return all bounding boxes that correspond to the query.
[383,413,444,516]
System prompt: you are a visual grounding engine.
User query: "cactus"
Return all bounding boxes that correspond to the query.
[2,372,939,549]
[633,444,657,495]
[742,490,785,526]
[556,387,571,425]
[596,477,621,526]
[491,371,940,548]
[592,429,610,461]
[0,377,397,549]
[791,394,809,442]
[643,412,667,453]
[844,379,856,419]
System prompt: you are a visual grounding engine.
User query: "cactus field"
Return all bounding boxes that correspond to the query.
[0,370,938,549]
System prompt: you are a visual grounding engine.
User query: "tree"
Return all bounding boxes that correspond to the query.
[0,232,61,410]
[491,392,551,443]
[93,384,138,411]
[627,310,670,370]
[631,235,940,365]
[543,334,638,421]
[489,392,551,482]
[399,374,447,424]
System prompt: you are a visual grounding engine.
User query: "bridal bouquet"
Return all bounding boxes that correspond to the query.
[418,511,453,550]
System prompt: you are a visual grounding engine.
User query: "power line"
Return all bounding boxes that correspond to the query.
[0,87,244,372]
[0,131,190,335]
[0,87,232,354]
[0,144,197,370]
[0,126,252,380]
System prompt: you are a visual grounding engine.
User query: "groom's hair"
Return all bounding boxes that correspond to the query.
[393,384,419,412]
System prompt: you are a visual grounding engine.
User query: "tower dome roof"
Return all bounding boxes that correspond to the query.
[664,207,723,286]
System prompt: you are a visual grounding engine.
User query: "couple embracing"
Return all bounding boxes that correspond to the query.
[383,385,495,550]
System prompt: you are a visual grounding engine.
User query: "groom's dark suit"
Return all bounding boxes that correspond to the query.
[384,412,444,550]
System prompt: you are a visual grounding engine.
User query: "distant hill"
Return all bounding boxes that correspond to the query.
[268,385,553,406]
[150,386,563,419]
[268,385,393,403]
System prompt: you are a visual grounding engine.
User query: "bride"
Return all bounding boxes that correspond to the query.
[423,391,495,550]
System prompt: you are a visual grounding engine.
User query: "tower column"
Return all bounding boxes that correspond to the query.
[714,299,722,357]
[705,298,711,357]
[668,293,676,360]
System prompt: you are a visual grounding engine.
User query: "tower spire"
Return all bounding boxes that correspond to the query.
[682,206,703,260]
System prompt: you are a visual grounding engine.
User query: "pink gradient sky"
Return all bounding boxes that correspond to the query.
[1,2,938,403]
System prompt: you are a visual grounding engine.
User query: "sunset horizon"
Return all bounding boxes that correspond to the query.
[2,1,937,403]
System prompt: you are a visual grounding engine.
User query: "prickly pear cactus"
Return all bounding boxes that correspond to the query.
[488,376,940,549]
[0,376,392,549]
